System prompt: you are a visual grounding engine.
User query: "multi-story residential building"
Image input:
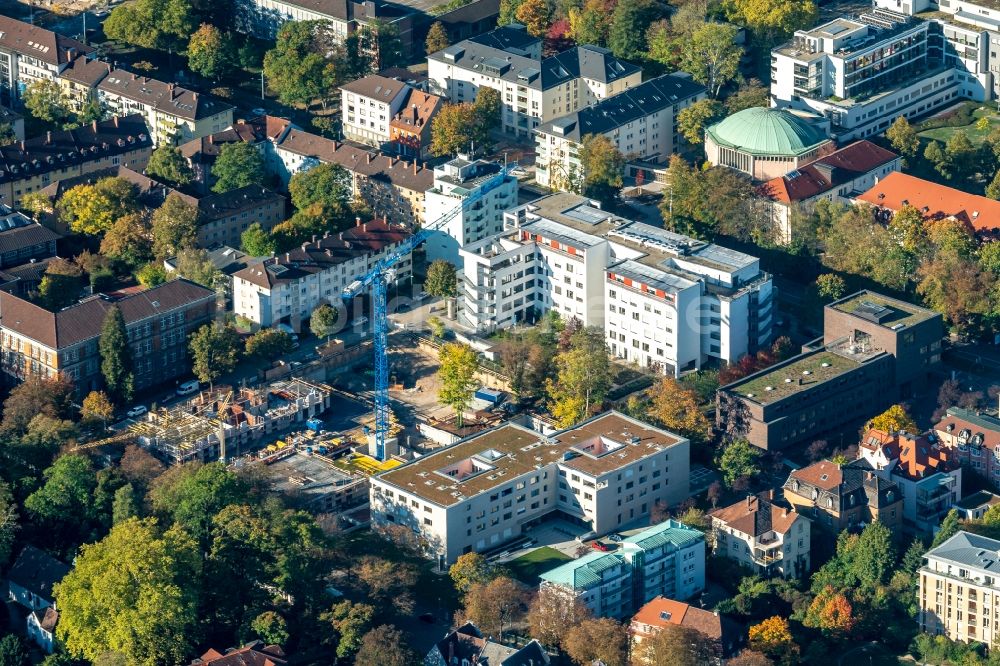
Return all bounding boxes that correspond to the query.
[388,89,443,159]
[919,531,1000,646]
[953,490,1000,520]
[0,16,91,103]
[340,75,411,148]
[858,428,962,533]
[760,140,901,244]
[0,205,59,268]
[0,279,215,395]
[97,70,234,145]
[935,407,1000,488]
[426,623,549,666]
[186,185,286,249]
[56,55,110,112]
[535,73,707,191]
[428,26,641,140]
[369,411,691,568]
[771,10,985,140]
[423,156,518,265]
[0,115,152,207]
[630,596,741,664]
[710,493,811,579]
[718,290,944,450]
[235,0,414,50]
[784,459,904,535]
[539,520,704,619]
[232,219,412,329]
[460,193,773,375]
[857,171,1000,238]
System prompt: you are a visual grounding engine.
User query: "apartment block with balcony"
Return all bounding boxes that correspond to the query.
[340,75,410,149]
[935,407,1000,487]
[710,493,811,579]
[369,411,690,568]
[0,16,91,103]
[428,26,641,141]
[422,156,518,265]
[534,74,706,191]
[459,193,773,374]
[919,531,1000,647]
[541,552,634,619]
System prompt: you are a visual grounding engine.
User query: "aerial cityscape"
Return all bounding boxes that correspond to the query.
[0,0,993,663]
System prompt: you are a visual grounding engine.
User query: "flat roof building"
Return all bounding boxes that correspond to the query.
[370,411,691,568]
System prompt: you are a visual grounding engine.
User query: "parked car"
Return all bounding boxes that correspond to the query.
[176,380,200,396]
[607,534,623,543]
[126,405,148,418]
[591,541,611,552]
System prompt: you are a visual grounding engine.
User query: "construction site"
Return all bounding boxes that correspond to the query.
[123,378,335,465]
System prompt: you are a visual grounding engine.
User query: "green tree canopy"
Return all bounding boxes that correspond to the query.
[104,0,196,51]
[677,99,725,145]
[310,303,339,341]
[146,145,194,186]
[438,343,479,427]
[425,21,450,54]
[245,328,295,359]
[100,213,152,270]
[187,24,235,80]
[886,116,920,158]
[241,223,277,257]
[681,23,743,96]
[609,0,662,60]
[189,323,242,387]
[58,178,140,236]
[23,80,72,124]
[288,163,351,211]
[579,134,625,203]
[211,142,266,193]
[425,260,458,298]
[100,306,135,405]
[717,439,762,487]
[152,193,199,260]
[546,326,611,427]
[263,21,338,107]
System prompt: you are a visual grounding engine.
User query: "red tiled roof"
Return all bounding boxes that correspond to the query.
[631,596,723,640]
[192,642,287,666]
[709,492,799,537]
[856,171,1000,232]
[860,428,959,481]
[762,140,898,204]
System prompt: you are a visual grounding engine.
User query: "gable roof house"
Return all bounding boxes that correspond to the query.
[425,623,550,666]
[0,15,92,101]
[7,546,70,655]
[629,596,742,663]
[190,641,287,665]
[709,492,811,579]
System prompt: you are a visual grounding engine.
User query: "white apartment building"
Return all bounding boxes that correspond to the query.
[459,193,773,375]
[919,531,1000,647]
[231,219,412,330]
[97,69,234,146]
[428,26,641,141]
[0,16,91,101]
[423,156,518,265]
[771,8,995,140]
[235,0,413,46]
[369,411,691,568]
[340,75,410,149]
[710,494,811,579]
[535,74,707,191]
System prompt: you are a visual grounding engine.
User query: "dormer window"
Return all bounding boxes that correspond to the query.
[826,497,833,508]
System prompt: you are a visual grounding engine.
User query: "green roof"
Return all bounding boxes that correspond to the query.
[726,350,861,405]
[623,519,704,551]
[539,551,624,589]
[706,107,829,157]
[830,291,939,329]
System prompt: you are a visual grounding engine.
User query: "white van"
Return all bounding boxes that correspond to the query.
[177,380,200,396]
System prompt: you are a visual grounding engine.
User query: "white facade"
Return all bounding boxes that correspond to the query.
[460,194,773,374]
[340,76,410,149]
[711,496,812,579]
[423,156,519,266]
[369,411,691,567]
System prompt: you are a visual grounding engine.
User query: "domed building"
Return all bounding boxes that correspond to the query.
[705,107,833,182]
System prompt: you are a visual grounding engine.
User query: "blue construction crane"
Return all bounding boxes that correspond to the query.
[342,165,513,461]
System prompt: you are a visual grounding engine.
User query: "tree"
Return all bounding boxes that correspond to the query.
[189,323,242,387]
[100,307,135,405]
[263,21,338,107]
[321,601,375,659]
[426,21,450,54]
[212,142,266,193]
[151,193,199,259]
[187,24,234,80]
[931,510,961,548]
[547,327,611,427]
[815,273,846,301]
[987,170,1000,200]
[438,343,479,426]
[748,616,798,664]
[803,585,855,636]
[58,178,139,236]
[431,103,479,157]
[718,439,762,487]
[924,139,950,178]
[37,259,84,310]
[425,260,458,298]
[462,577,528,641]
[728,651,775,666]
[23,80,71,124]
[499,0,525,24]
[473,87,502,137]
[288,163,351,211]
[677,99,724,145]
[724,0,816,46]
[359,21,405,71]
[310,303,339,341]
[569,0,610,47]
[245,328,295,360]
[146,146,194,186]
[681,23,743,96]
[103,0,195,51]
[55,518,199,666]
[24,455,97,539]
[528,586,592,648]
[0,635,29,666]
[868,404,917,433]
[449,552,494,593]
[82,391,115,427]
[0,375,74,435]
[354,625,417,666]
[637,623,714,666]
[515,0,550,37]
[0,484,18,569]
[609,0,661,60]
[579,134,625,202]
[726,79,770,114]
[251,612,288,646]
[111,484,138,525]
[241,223,276,257]
[100,213,152,269]
[647,378,711,445]
[886,116,920,158]
[149,462,251,543]
[135,262,168,288]
[174,249,220,289]
[563,617,628,666]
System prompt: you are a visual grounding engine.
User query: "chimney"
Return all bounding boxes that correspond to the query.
[782,508,788,517]
[413,161,418,175]
[333,140,339,150]
[18,140,24,152]
[323,231,330,239]
[208,135,214,145]
[355,216,361,227]
[193,92,199,102]
[301,243,308,251]
[339,232,343,240]
[366,153,372,164]
[312,234,317,243]
[285,253,290,262]
[326,248,332,256]
[113,116,119,128]
[383,214,388,224]
[91,120,97,132]
[45,131,51,145]
[363,223,367,232]
[747,495,752,509]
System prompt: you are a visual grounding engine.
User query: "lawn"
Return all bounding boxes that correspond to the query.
[918,103,1000,145]
[505,546,572,585]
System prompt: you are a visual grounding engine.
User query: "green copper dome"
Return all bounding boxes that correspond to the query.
[706,107,829,157]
